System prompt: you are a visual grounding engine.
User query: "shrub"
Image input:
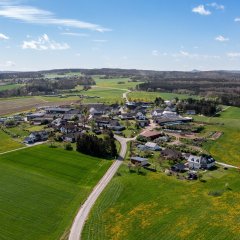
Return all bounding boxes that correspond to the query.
[64,143,73,151]
[208,190,224,197]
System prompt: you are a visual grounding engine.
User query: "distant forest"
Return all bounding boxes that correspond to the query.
[0,76,95,98]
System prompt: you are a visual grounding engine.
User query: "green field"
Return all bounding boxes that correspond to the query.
[128,91,199,101]
[0,145,112,240]
[82,165,240,240]
[0,130,24,153]
[194,107,240,166]
[93,76,141,89]
[0,84,22,92]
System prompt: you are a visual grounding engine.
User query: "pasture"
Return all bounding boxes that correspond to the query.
[0,145,112,240]
[82,165,240,240]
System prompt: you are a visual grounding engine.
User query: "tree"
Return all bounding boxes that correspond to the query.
[125,120,131,129]
[90,120,96,130]
[81,107,89,129]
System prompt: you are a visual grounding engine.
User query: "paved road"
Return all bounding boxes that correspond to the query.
[216,161,238,169]
[68,135,129,240]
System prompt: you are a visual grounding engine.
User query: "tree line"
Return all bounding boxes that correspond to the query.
[177,98,218,116]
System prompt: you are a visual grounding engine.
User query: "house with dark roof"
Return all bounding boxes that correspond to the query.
[63,132,81,143]
[140,130,162,140]
[130,157,149,166]
[23,131,49,144]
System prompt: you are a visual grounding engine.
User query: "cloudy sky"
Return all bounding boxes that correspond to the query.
[0,0,240,71]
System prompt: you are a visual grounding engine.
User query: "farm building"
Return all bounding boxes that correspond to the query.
[140,130,162,140]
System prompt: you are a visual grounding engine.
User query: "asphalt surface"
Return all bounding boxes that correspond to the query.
[68,135,129,240]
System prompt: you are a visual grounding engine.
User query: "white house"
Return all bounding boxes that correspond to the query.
[152,109,163,117]
[188,155,215,170]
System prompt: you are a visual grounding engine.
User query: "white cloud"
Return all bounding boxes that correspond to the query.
[0,60,15,67]
[0,33,9,40]
[152,50,159,56]
[22,34,70,50]
[227,52,240,57]
[215,35,229,42]
[0,5,111,32]
[61,32,89,37]
[235,17,240,22]
[92,39,108,43]
[179,50,190,57]
[207,3,225,10]
[192,5,211,15]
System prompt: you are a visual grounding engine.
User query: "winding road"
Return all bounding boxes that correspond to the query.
[68,135,132,240]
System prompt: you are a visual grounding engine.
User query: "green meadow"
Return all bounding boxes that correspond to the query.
[0,145,112,240]
[82,165,240,240]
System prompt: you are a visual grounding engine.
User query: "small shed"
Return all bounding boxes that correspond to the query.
[130,157,149,166]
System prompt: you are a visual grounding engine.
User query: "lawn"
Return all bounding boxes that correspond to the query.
[0,130,24,153]
[194,107,240,166]
[82,165,240,240]
[0,145,112,240]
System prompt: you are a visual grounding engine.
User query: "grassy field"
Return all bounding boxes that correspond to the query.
[128,91,199,101]
[82,165,240,240]
[193,107,240,166]
[0,84,22,92]
[0,130,24,153]
[93,76,141,89]
[0,145,112,240]
[81,87,126,104]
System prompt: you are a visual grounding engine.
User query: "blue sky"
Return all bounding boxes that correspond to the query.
[0,0,240,71]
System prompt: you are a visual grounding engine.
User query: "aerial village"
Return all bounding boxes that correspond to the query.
[0,96,217,180]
